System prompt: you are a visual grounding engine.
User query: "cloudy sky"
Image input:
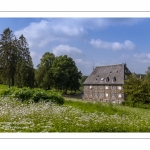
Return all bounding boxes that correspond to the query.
[0,18,150,75]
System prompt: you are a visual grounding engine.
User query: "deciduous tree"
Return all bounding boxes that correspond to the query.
[51,55,82,94]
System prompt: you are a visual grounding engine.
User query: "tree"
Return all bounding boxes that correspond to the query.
[81,76,88,84]
[35,52,55,90]
[51,55,82,94]
[15,35,35,88]
[123,74,150,105]
[0,28,18,88]
[145,66,150,81]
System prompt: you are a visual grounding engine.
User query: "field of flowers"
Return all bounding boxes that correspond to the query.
[0,96,150,132]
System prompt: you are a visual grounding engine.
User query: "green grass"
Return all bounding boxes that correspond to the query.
[0,84,8,93]
[0,96,150,132]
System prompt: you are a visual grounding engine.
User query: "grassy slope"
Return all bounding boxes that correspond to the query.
[1,90,150,132]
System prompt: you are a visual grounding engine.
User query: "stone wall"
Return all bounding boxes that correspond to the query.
[83,85,124,104]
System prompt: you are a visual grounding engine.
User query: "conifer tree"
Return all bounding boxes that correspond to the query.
[0,28,18,88]
[15,34,35,88]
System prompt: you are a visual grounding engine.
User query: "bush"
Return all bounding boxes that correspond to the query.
[32,90,49,102]
[13,87,33,101]
[32,90,64,104]
[0,87,64,105]
[1,86,18,97]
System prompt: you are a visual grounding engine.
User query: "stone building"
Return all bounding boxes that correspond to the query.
[83,63,131,104]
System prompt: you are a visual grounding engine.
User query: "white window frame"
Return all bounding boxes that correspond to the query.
[118,86,121,90]
[106,93,109,97]
[105,86,109,89]
[118,94,122,98]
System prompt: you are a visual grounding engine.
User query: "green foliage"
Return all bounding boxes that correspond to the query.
[0,87,64,105]
[0,28,18,88]
[13,87,34,101]
[123,74,150,106]
[51,55,82,93]
[81,76,88,84]
[0,28,34,88]
[145,66,150,81]
[32,89,64,104]
[35,52,55,90]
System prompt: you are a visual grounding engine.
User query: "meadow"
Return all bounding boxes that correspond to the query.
[1,84,150,132]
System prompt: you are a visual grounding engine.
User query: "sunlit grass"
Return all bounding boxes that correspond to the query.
[0,97,150,132]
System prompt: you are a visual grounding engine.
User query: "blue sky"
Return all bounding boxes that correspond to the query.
[0,18,150,75]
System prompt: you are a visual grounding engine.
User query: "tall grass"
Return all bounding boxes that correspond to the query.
[0,97,150,132]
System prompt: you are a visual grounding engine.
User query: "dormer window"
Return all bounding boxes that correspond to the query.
[112,77,116,83]
[106,77,109,82]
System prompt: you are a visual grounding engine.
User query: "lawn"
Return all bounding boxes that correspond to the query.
[0,96,150,132]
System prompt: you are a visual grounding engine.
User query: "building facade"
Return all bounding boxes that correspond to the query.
[83,63,131,104]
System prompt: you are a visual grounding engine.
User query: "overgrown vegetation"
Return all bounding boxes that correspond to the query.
[0,87,64,105]
[0,98,150,132]
[123,74,150,108]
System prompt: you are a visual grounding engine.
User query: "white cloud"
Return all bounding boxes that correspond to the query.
[133,53,150,63]
[75,59,92,75]
[90,39,135,51]
[52,45,83,58]
[14,19,87,48]
[14,18,143,49]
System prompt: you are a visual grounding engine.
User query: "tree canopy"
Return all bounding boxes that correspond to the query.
[35,52,55,90]
[51,55,82,93]
[0,28,34,88]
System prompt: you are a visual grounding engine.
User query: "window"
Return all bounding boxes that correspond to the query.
[118,94,122,98]
[100,99,103,102]
[111,86,115,89]
[112,93,115,97]
[89,92,92,96]
[106,93,109,97]
[106,77,109,82]
[94,86,97,89]
[105,86,109,89]
[112,77,116,83]
[101,78,104,81]
[111,100,116,104]
[99,93,103,97]
[90,85,92,89]
[106,100,110,103]
[118,86,121,90]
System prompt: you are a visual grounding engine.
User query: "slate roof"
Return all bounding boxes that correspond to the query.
[83,63,131,85]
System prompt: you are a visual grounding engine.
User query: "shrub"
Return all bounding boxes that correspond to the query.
[0,87,64,105]
[13,87,33,101]
[32,90,49,102]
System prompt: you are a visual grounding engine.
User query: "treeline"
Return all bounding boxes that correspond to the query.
[0,28,82,93]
